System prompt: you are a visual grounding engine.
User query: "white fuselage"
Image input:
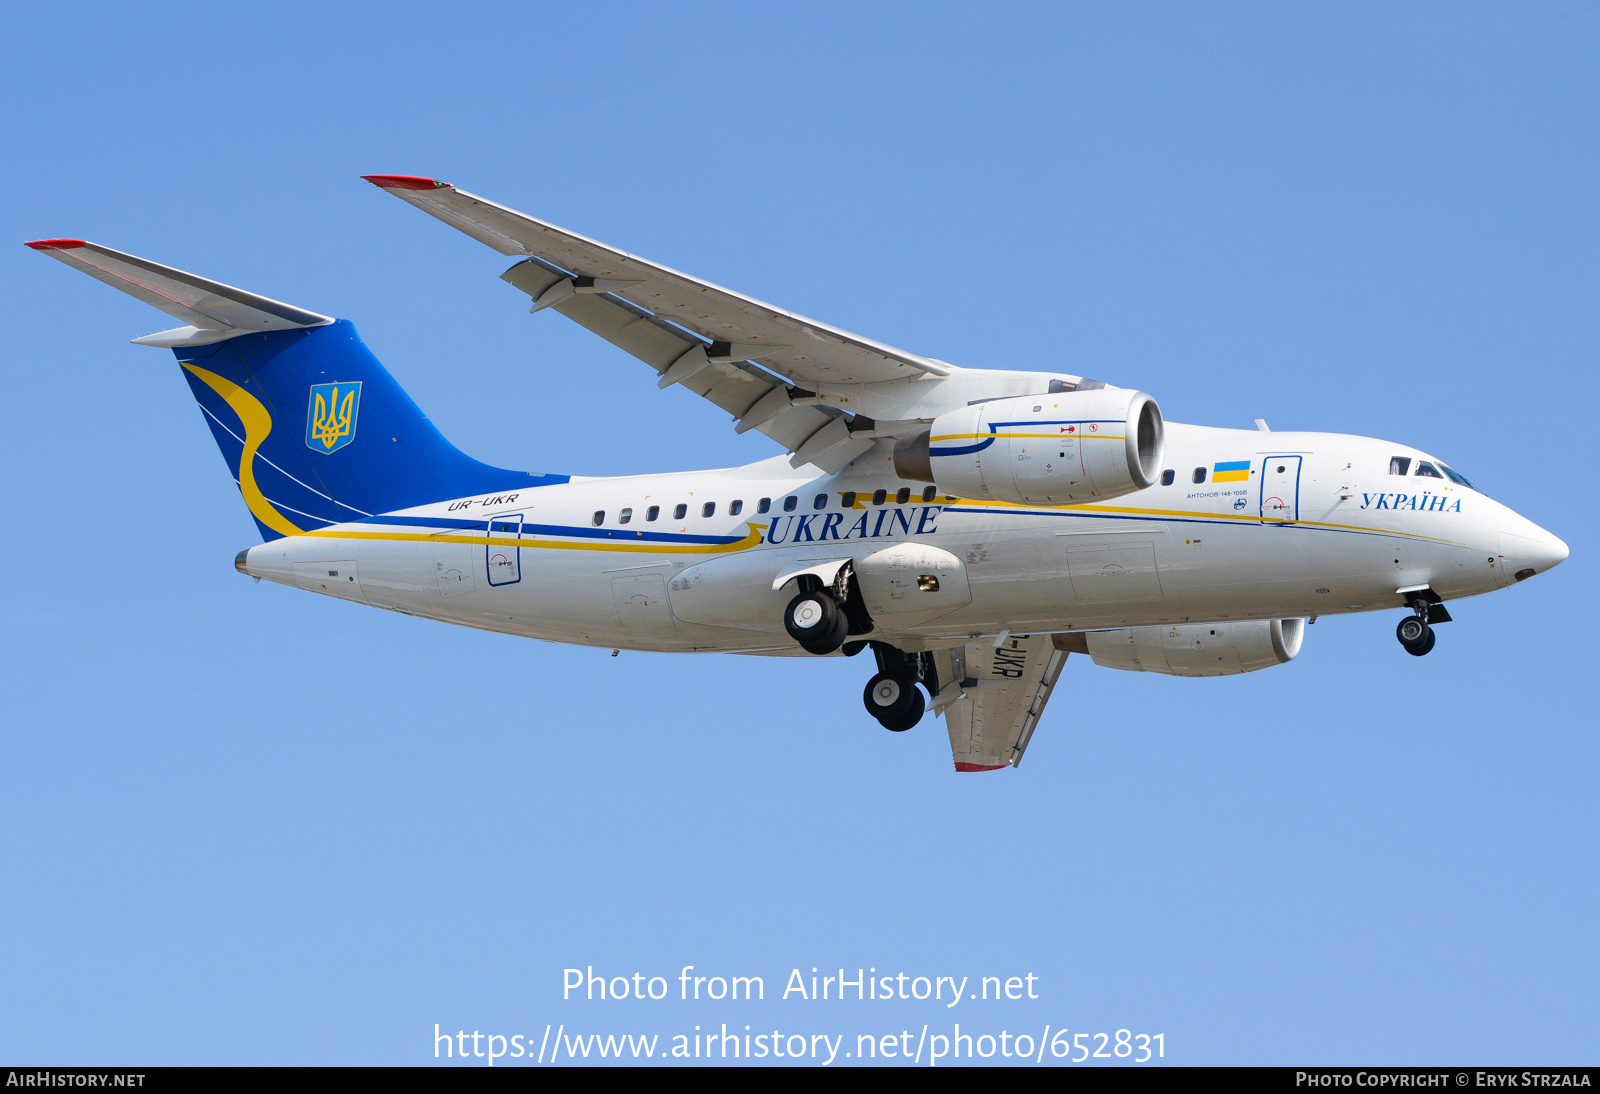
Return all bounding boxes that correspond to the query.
[239,423,1566,652]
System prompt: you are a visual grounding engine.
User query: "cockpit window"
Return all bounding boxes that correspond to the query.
[1439,464,1476,490]
[1414,461,1444,479]
[1389,457,1412,476]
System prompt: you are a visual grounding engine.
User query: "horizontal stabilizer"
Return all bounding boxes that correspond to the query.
[24,239,332,347]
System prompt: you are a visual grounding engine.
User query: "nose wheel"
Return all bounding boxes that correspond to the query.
[1396,614,1435,656]
[1397,590,1450,657]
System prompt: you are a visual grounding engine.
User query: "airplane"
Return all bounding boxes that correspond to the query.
[26,174,1569,771]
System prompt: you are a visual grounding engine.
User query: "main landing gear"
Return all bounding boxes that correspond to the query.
[1396,591,1451,656]
[862,643,928,732]
[864,670,925,732]
[781,568,926,731]
[783,564,870,656]
[784,587,849,654]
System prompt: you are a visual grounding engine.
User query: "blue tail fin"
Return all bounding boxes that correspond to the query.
[175,320,565,540]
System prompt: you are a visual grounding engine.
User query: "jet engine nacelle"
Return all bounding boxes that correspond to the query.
[1084,618,1305,677]
[893,387,1164,505]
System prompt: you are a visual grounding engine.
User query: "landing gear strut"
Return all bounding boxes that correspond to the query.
[782,572,929,730]
[862,643,927,732]
[1396,586,1456,656]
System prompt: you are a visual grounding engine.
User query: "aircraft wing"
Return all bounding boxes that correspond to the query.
[362,175,950,472]
[23,239,332,347]
[361,175,949,387]
[931,634,1069,771]
[501,251,876,472]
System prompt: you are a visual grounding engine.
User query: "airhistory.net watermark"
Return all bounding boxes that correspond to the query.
[433,1023,1164,1066]
[430,963,1164,1065]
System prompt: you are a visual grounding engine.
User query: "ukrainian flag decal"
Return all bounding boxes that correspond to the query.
[307,381,361,454]
[1213,460,1251,483]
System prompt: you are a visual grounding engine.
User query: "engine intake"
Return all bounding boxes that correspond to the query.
[893,387,1163,505]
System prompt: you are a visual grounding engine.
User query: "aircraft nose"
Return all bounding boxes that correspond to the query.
[1499,523,1568,582]
[1535,531,1570,573]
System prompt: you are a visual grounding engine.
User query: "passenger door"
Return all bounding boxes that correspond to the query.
[484,513,523,587]
[1259,456,1302,524]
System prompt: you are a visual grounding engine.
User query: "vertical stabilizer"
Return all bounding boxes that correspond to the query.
[27,239,567,540]
[175,322,566,540]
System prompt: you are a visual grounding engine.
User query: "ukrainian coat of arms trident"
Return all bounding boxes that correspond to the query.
[306,381,361,453]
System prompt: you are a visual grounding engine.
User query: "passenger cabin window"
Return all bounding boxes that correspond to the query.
[813,493,827,510]
[1389,457,1412,476]
[1192,467,1206,484]
[872,488,887,505]
[1414,461,1443,479]
[673,503,687,520]
[922,486,937,502]
[841,491,856,507]
[895,487,911,504]
[618,508,632,525]
[702,501,716,517]
[592,511,605,526]
[1161,469,1175,486]
[757,497,770,513]
[729,499,743,516]
[646,505,660,521]
[783,496,797,512]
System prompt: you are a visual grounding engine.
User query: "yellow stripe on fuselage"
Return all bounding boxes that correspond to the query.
[300,521,768,554]
[295,499,1463,559]
[941,497,1467,547]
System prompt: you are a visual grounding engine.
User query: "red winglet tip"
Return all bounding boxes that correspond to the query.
[25,238,87,250]
[954,762,1008,773]
[361,174,449,191]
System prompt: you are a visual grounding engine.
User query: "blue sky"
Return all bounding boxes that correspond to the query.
[1,2,1594,1065]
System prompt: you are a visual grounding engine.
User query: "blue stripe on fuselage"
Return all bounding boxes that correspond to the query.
[351,513,748,545]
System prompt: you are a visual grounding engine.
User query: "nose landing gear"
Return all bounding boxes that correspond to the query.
[1396,614,1435,656]
[1396,589,1449,656]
